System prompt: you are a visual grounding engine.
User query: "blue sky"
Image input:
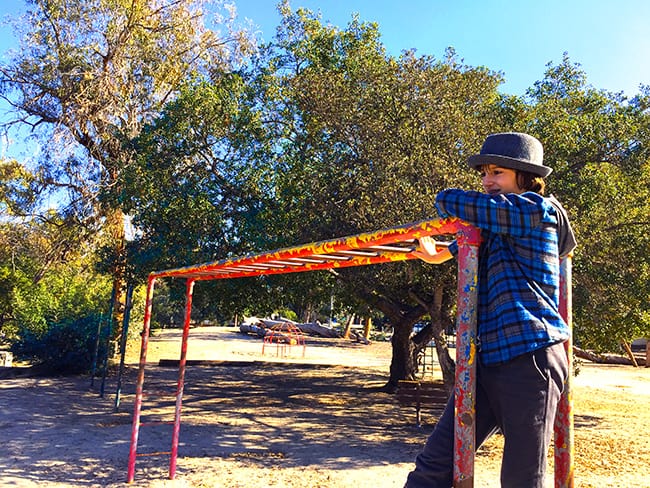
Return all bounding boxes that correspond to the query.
[1,0,649,96]
[232,0,650,96]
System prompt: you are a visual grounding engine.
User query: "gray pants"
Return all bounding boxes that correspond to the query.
[405,342,568,488]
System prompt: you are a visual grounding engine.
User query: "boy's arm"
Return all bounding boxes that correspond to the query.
[435,189,546,236]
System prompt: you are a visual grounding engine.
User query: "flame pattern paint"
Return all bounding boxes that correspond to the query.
[149,217,478,281]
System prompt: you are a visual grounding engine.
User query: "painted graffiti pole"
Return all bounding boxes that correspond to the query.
[169,278,195,480]
[127,275,156,483]
[554,255,574,487]
[453,226,481,488]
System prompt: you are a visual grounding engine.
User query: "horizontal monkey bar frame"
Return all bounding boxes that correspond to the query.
[126,217,572,487]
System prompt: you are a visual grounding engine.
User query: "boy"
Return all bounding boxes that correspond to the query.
[407,132,576,487]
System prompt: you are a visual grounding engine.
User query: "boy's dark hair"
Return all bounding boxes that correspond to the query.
[517,171,545,195]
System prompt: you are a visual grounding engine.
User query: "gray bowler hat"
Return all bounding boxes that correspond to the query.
[467,132,552,177]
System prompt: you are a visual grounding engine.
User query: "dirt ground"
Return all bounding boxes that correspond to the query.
[1,326,649,488]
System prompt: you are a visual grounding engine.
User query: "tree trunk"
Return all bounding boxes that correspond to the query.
[386,315,420,392]
[428,287,455,393]
[105,207,127,354]
[430,332,455,394]
[409,285,456,393]
[363,317,372,339]
[573,346,646,366]
[326,269,426,391]
[342,314,354,339]
[621,341,638,367]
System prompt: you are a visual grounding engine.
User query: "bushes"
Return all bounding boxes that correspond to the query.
[4,251,112,374]
[12,314,104,374]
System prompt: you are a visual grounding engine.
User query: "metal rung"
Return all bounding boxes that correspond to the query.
[136,451,172,458]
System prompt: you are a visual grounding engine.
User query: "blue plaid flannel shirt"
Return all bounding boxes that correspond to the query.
[436,189,570,366]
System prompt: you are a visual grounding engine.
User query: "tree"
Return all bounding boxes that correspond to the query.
[253,5,505,389]
[0,0,255,335]
[116,4,505,389]
[118,66,289,319]
[1,158,103,342]
[0,209,111,371]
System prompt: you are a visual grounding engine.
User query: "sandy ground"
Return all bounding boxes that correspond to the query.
[1,326,649,488]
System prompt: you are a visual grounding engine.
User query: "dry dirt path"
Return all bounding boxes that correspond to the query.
[1,326,648,487]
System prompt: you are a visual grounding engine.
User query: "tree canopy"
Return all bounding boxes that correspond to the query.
[0,0,256,338]
[120,5,510,387]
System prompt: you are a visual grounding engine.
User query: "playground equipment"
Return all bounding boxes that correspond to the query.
[261,321,306,358]
[126,216,573,487]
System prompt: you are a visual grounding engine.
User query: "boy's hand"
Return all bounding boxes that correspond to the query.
[413,236,453,264]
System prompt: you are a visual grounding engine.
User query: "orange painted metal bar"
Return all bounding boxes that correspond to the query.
[149,217,471,281]
[554,256,574,487]
[126,216,481,483]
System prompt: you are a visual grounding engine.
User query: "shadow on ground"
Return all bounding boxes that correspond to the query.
[0,363,448,486]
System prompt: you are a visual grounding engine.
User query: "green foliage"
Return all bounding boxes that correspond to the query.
[0,266,40,342]
[251,7,507,371]
[3,3,648,374]
[0,215,111,370]
[570,160,650,350]
[6,268,110,372]
[117,6,509,384]
[119,6,505,334]
[0,160,39,216]
[12,314,104,374]
[120,74,271,272]
[9,261,111,365]
[1,0,259,345]
[274,307,299,322]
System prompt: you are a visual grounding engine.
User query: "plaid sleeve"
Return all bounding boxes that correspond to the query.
[435,189,549,237]
[448,240,458,256]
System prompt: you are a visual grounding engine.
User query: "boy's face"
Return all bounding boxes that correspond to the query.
[478,164,523,195]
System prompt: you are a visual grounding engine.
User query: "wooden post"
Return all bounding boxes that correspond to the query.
[363,317,372,339]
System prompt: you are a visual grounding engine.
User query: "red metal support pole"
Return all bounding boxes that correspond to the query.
[169,278,195,479]
[554,256,574,487]
[453,226,481,488]
[127,275,157,483]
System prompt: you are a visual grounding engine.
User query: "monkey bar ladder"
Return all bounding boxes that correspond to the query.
[126,217,573,487]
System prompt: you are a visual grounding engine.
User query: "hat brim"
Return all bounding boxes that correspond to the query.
[468,154,552,177]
